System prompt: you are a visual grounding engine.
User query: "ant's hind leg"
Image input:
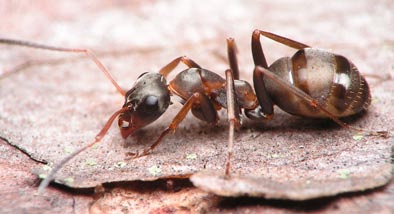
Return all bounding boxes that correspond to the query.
[251,30,310,69]
[250,30,310,120]
[224,69,241,176]
[254,66,388,137]
[253,30,310,51]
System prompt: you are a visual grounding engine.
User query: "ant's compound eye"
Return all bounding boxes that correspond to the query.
[145,95,158,105]
[142,95,159,112]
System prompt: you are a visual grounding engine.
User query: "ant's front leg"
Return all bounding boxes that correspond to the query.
[159,56,202,77]
[128,92,218,158]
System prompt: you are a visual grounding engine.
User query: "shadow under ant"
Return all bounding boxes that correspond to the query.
[240,108,370,134]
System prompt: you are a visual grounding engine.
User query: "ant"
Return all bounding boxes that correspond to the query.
[0,30,387,193]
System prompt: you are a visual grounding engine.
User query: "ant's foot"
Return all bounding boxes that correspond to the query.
[376,131,389,138]
[362,130,390,138]
[126,149,152,159]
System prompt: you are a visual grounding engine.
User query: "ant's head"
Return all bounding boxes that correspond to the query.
[118,72,170,138]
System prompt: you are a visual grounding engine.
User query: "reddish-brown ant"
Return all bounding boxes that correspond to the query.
[0,30,387,193]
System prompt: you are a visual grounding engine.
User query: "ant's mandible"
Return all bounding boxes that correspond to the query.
[0,30,387,193]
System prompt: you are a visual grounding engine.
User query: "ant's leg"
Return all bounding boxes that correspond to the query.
[254,66,388,137]
[128,92,218,158]
[0,39,126,96]
[251,30,269,68]
[250,29,310,119]
[226,38,240,80]
[224,69,241,176]
[37,106,129,193]
[249,64,275,119]
[159,56,202,77]
[250,30,276,118]
[251,29,310,68]
[253,30,310,52]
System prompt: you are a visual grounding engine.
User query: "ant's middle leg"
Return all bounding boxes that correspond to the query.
[226,38,240,80]
[128,92,218,158]
[224,68,241,176]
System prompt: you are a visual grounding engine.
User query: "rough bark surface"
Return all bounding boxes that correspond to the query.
[0,0,393,213]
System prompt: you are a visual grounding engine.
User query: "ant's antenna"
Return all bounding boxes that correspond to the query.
[37,107,129,193]
[0,38,126,96]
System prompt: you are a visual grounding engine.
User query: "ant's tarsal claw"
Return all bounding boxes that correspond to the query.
[377,131,389,138]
